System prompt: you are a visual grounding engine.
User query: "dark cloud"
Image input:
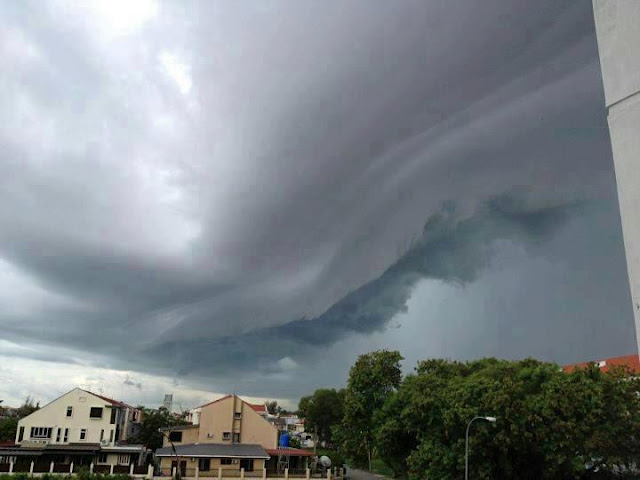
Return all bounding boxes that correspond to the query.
[0,0,634,400]
[146,191,582,374]
[123,376,143,390]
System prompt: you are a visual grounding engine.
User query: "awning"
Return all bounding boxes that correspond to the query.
[265,448,314,457]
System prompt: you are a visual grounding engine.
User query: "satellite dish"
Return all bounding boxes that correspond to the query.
[319,456,331,468]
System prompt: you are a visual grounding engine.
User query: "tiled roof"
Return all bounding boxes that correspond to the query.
[82,389,136,410]
[265,448,314,457]
[156,443,269,459]
[563,354,640,373]
[249,404,266,413]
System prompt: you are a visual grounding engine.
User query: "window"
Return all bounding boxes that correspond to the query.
[110,408,117,424]
[80,429,87,441]
[97,454,108,464]
[109,430,114,442]
[66,406,73,417]
[56,428,61,443]
[168,431,183,442]
[117,454,130,465]
[100,429,104,441]
[198,459,210,471]
[221,458,232,465]
[18,427,24,442]
[234,412,242,419]
[63,428,69,443]
[222,432,231,441]
[30,427,52,439]
[90,407,103,418]
[232,432,240,443]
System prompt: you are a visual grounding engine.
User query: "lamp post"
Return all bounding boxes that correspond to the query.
[464,416,496,480]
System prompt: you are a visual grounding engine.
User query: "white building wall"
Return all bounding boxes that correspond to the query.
[16,388,118,446]
[593,0,640,355]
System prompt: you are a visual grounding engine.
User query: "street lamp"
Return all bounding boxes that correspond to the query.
[465,416,496,480]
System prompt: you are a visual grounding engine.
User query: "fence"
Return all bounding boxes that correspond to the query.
[0,460,154,478]
[0,463,341,480]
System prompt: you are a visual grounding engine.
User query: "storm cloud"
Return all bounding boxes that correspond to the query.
[0,0,634,402]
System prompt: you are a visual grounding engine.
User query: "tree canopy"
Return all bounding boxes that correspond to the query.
[127,407,189,451]
[298,388,345,444]
[334,350,404,469]
[375,358,640,479]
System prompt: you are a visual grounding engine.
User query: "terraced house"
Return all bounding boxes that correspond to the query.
[0,388,147,473]
[157,395,312,477]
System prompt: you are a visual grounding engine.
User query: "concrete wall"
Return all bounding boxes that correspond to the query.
[159,456,266,476]
[195,396,277,448]
[16,388,118,446]
[163,427,200,447]
[593,0,640,354]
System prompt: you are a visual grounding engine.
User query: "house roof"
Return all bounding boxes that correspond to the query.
[156,443,269,459]
[82,389,136,410]
[563,354,640,374]
[265,448,314,457]
[194,395,267,415]
[249,404,266,414]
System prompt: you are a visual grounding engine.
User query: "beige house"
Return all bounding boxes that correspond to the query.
[157,395,312,477]
[0,388,146,471]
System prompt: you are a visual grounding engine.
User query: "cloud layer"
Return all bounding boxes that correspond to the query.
[0,0,634,402]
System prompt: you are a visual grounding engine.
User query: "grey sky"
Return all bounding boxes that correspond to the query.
[0,0,635,406]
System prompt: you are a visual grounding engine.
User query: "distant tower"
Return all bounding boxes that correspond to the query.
[163,394,173,412]
[593,1,640,356]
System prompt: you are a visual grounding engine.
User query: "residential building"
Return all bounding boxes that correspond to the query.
[157,395,313,477]
[0,388,146,471]
[593,1,640,356]
[563,354,640,374]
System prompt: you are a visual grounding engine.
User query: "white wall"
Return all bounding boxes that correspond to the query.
[16,388,118,446]
[593,0,640,355]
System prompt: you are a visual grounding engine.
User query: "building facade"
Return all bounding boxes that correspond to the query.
[593,0,640,355]
[157,395,312,477]
[0,388,146,470]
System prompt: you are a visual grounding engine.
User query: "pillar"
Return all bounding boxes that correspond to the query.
[9,461,14,474]
[30,461,34,475]
[195,463,199,480]
[147,463,155,479]
[284,468,288,480]
[326,469,331,480]
[262,467,267,480]
[593,0,640,354]
[173,466,177,478]
[50,461,54,473]
[218,467,222,480]
[130,463,135,476]
[240,467,245,479]
[90,463,94,474]
[110,464,115,475]
[70,462,74,474]
[306,468,310,480]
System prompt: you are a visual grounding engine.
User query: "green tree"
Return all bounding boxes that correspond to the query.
[336,350,403,469]
[265,401,279,415]
[0,396,41,442]
[128,407,189,452]
[15,396,40,418]
[298,388,345,445]
[0,417,18,441]
[374,357,640,480]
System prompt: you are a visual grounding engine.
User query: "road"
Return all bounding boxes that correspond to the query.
[345,467,391,480]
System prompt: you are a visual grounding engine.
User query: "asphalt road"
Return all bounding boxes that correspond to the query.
[345,468,390,480]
